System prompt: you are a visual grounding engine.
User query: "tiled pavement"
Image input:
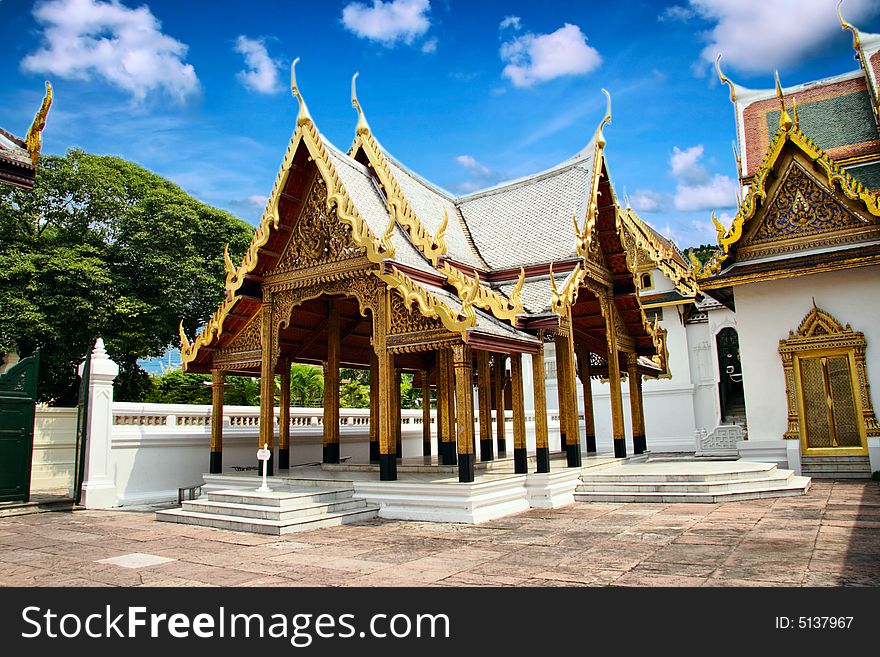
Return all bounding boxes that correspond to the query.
[0,480,878,587]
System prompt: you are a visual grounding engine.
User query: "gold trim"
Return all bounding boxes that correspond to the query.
[441,263,524,322]
[374,265,475,335]
[715,55,736,105]
[25,81,52,165]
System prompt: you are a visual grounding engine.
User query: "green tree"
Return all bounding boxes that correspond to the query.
[289,364,324,407]
[0,149,254,404]
[145,370,212,405]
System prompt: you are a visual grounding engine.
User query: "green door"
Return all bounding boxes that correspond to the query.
[0,351,40,502]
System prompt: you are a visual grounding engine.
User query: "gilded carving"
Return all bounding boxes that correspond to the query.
[389,292,444,335]
[441,263,524,323]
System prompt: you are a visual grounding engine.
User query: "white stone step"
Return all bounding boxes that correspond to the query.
[180,497,369,521]
[206,488,355,507]
[155,505,379,535]
[801,471,871,479]
[575,471,797,494]
[574,476,812,504]
[579,461,779,484]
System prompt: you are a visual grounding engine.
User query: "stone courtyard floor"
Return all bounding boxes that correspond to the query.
[0,480,878,587]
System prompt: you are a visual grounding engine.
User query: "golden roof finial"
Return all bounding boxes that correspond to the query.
[711,211,727,243]
[24,81,52,165]
[792,97,800,128]
[838,0,862,50]
[715,54,736,105]
[351,71,370,135]
[775,70,793,132]
[178,321,191,354]
[290,57,312,126]
[509,267,525,310]
[434,208,448,253]
[596,89,611,148]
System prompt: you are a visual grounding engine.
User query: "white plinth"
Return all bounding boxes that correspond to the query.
[524,469,581,509]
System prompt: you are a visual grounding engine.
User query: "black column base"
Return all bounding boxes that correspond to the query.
[323,442,340,464]
[634,434,646,454]
[513,447,528,474]
[379,454,397,481]
[209,451,222,474]
[396,436,402,459]
[277,448,289,470]
[566,443,582,467]
[259,455,273,477]
[440,441,457,465]
[558,430,567,453]
[480,439,494,462]
[423,440,431,457]
[536,447,550,473]
[369,440,380,463]
[497,439,507,458]
[458,452,475,483]
[585,434,597,453]
[613,438,627,458]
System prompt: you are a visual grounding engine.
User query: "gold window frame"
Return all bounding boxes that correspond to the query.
[778,303,878,455]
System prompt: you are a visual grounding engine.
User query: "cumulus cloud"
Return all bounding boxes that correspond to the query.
[630,189,667,213]
[341,0,431,46]
[672,0,879,74]
[499,15,521,31]
[454,154,497,193]
[670,145,739,211]
[500,22,601,88]
[421,37,438,53]
[21,0,199,102]
[455,154,491,177]
[235,36,281,94]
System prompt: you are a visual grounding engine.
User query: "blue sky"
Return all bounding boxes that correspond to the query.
[2,0,879,248]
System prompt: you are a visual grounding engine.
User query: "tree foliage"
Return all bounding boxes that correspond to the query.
[0,149,254,404]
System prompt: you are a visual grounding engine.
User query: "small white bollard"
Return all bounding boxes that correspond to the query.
[256,443,272,493]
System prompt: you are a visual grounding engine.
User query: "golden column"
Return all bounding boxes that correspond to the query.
[494,354,507,457]
[532,333,551,473]
[477,350,494,461]
[555,324,581,466]
[627,352,647,455]
[420,368,431,457]
[564,318,582,467]
[439,348,457,465]
[278,361,290,470]
[259,293,276,475]
[604,295,627,458]
[436,349,450,463]
[210,369,224,474]
[375,292,396,480]
[576,346,597,453]
[393,368,402,458]
[322,299,340,463]
[510,353,528,474]
[369,351,379,463]
[452,343,475,483]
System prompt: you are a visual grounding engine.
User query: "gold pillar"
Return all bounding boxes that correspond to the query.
[323,299,340,463]
[439,348,457,465]
[210,369,223,474]
[369,351,379,462]
[393,368,402,458]
[532,334,550,473]
[494,354,507,457]
[259,295,275,475]
[510,353,528,474]
[605,296,626,458]
[627,352,646,455]
[555,318,581,467]
[375,291,396,480]
[420,368,431,457]
[452,343,475,483]
[278,362,290,470]
[576,347,597,453]
[477,350,494,461]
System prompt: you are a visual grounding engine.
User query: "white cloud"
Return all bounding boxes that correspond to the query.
[500,22,601,88]
[235,36,281,94]
[658,5,695,22]
[685,0,878,74]
[630,189,667,213]
[341,0,431,46]
[670,145,739,211]
[21,0,199,102]
[499,15,521,31]
[670,145,708,186]
[455,154,491,177]
[421,37,438,53]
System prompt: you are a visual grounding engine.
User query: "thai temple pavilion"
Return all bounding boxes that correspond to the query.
[179,62,693,484]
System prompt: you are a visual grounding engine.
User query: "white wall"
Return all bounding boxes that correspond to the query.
[31,407,76,491]
[734,265,880,444]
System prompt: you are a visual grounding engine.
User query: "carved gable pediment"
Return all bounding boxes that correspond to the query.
[214,314,262,367]
[270,175,366,275]
[739,159,874,260]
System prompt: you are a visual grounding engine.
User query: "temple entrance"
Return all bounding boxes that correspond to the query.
[797,353,863,451]
[716,327,745,424]
[0,351,39,502]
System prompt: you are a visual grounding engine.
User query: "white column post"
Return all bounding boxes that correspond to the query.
[785,439,802,477]
[78,338,120,509]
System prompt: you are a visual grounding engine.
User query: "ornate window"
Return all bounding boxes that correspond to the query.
[640,272,654,291]
[778,303,878,455]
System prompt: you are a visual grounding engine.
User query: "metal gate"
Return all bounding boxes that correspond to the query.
[0,351,40,503]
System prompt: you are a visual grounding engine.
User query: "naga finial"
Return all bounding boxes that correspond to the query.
[596,89,611,148]
[509,266,525,311]
[687,250,703,277]
[290,57,312,126]
[25,81,52,165]
[715,54,736,105]
[838,0,862,51]
[711,211,727,243]
[775,70,793,132]
[351,71,370,135]
[380,211,396,255]
[178,321,191,354]
[434,208,449,254]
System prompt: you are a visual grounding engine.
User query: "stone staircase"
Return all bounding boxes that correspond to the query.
[574,460,811,503]
[156,486,379,535]
[801,455,872,479]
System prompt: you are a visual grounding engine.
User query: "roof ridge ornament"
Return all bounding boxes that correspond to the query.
[25,80,52,165]
[774,70,793,133]
[715,55,736,105]
[838,0,862,51]
[351,72,370,136]
[290,57,312,126]
[596,89,611,148]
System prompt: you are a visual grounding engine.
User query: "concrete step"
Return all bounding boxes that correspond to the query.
[206,488,355,507]
[801,471,871,479]
[802,463,871,472]
[180,497,370,521]
[0,497,74,518]
[155,505,379,535]
[574,476,812,504]
[575,472,797,494]
[580,462,779,484]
